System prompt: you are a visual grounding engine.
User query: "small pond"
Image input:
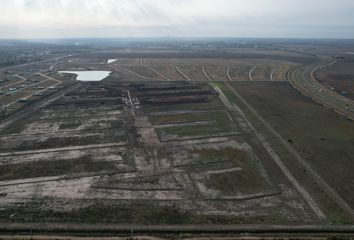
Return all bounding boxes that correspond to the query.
[59,71,112,81]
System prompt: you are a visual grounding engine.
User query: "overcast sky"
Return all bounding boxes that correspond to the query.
[1,0,354,39]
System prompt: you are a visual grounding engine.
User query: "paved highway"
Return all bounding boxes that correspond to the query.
[287,56,354,120]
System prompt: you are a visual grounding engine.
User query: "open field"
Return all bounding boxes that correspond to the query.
[0,80,323,226]
[153,111,240,141]
[315,56,354,101]
[1,40,354,237]
[224,81,354,223]
[110,58,298,82]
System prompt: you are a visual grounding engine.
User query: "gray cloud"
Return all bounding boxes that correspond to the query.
[0,0,353,38]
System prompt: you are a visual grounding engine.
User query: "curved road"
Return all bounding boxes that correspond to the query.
[248,66,257,81]
[202,66,213,81]
[287,56,354,120]
[226,65,233,81]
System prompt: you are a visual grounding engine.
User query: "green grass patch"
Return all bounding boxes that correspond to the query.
[157,122,238,139]
[144,97,224,113]
[0,201,291,225]
[150,113,211,125]
[205,155,270,195]
[193,147,247,164]
[0,157,117,181]
[150,111,231,125]
[212,82,238,104]
[155,109,239,140]
[59,120,81,129]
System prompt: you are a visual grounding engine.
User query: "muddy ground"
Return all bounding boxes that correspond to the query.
[0,81,322,225]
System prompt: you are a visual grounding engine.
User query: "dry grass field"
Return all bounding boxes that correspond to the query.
[1,44,353,230]
[105,58,297,82]
[225,81,354,223]
[315,57,354,101]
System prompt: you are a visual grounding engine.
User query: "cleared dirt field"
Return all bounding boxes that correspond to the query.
[176,64,207,81]
[204,65,229,81]
[228,81,354,221]
[251,66,272,81]
[122,66,165,80]
[0,81,321,225]
[142,65,180,81]
[228,64,253,80]
[81,50,316,64]
[53,58,109,72]
[105,58,297,82]
[2,41,354,234]
[42,53,299,84]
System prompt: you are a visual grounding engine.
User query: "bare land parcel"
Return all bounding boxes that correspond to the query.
[0,43,354,236]
[0,80,324,226]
